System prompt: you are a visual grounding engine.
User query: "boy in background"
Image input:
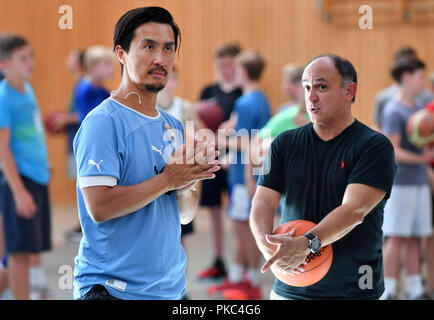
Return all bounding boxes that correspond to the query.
[47,46,114,244]
[381,57,433,300]
[210,50,271,300]
[0,34,51,300]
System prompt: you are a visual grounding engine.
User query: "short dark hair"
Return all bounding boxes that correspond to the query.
[394,46,417,61]
[113,7,180,71]
[215,43,241,58]
[391,57,425,83]
[306,54,358,102]
[0,34,28,62]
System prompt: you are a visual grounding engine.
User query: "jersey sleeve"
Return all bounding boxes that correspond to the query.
[348,134,396,198]
[256,133,285,194]
[74,114,122,188]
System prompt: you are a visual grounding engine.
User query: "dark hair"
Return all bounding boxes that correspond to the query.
[113,7,180,72]
[114,7,180,53]
[394,46,417,61]
[391,57,425,83]
[215,43,241,58]
[0,34,28,62]
[306,54,358,102]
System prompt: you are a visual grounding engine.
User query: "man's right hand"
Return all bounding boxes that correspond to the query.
[162,140,220,191]
[14,187,37,219]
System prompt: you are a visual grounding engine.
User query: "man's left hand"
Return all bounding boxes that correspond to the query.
[261,229,310,275]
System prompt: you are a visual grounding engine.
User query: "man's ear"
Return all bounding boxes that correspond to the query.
[344,82,357,103]
[114,45,127,70]
[0,60,9,74]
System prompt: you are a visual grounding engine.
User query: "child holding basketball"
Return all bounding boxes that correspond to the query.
[381,57,434,300]
[208,50,271,300]
[0,34,52,299]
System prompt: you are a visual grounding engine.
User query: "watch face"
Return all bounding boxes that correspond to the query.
[311,238,321,252]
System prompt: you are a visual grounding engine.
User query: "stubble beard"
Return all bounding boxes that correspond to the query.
[145,83,166,93]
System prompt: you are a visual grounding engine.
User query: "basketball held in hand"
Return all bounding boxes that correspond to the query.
[43,111,65,134]
[271,220,333,287]
[406,108,434,148]
[195,100,224,133]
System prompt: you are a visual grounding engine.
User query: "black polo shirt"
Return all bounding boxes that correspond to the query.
[257,120,396,299]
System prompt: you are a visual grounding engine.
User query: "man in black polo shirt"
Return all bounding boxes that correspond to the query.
[250,54,396,299]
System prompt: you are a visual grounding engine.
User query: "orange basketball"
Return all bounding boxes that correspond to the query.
[43,111,64,134]
[271,220,333,287]
[195,100,224,133]
[406,108,434,148]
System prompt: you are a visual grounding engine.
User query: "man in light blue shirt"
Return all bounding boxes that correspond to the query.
[73,7,219,300]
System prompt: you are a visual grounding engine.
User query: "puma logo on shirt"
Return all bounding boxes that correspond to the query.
[88,159,103,172]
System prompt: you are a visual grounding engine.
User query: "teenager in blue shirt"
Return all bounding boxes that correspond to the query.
[209,50,271,300]
[0,35,51,300]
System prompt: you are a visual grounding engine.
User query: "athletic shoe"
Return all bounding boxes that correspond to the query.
[207,279,251,298]
[222,283,263,300]
[197,265,226,281]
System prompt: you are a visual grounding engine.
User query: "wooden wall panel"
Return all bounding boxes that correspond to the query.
[0,0,433,204]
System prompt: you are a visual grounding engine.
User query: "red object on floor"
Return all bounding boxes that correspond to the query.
[207,279,251,298]
[222,282,263,300]
[196,266,226,281]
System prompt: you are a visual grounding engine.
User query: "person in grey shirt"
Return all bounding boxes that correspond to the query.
[372,47,433,131]
[381,57,433,300]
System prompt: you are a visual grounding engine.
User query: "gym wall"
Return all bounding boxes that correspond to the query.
[0,0,433,204]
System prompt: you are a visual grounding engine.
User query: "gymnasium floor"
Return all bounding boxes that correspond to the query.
[1,204,419,300]
[26,204,277,300]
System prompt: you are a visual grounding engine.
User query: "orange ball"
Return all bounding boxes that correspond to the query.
[195,100,224,133]
[271,220,333,287]
[406,108,434,148]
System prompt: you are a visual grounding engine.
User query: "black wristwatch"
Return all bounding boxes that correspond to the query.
[303,232,322,254]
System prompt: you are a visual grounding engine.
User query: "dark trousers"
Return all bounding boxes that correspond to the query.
[78,285,121,300]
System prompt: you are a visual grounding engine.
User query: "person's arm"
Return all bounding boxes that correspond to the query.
[81,142,219,224]
[386,133,434,164]
[261,183,386,274]
[249,185,282,260]
[0,129,37,218]
[51,112,79,132]
[427,166,434,192]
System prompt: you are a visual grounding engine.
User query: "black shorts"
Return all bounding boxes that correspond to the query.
[0,172,51,254]
[181,221,194,236]
[199,168,228,207]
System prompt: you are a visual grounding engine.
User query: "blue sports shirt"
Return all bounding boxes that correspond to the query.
[0,80,50,185]
[73,97,186,300]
